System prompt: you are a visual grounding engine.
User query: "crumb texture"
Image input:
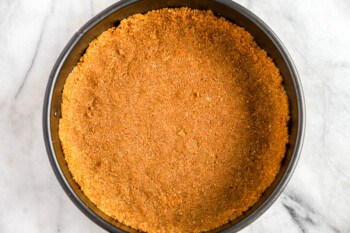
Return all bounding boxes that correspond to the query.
[59,8,289,233]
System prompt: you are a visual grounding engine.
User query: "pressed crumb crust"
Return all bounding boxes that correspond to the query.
[59,8,289,233]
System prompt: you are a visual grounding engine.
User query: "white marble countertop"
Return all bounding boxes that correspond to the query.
[1,0,349,232]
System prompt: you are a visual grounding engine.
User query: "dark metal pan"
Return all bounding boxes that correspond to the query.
[43,0,305,232]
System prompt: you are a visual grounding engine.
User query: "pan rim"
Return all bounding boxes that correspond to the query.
[43,1,305,232]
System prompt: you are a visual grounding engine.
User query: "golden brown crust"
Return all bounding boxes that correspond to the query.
[59,8,289,233]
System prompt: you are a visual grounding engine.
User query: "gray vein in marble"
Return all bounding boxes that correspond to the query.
[281,192,342,233]
[282,193,315,232]
[14,1,53,99]
[14,32,43,99]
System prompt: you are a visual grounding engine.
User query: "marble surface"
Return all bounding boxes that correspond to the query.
[1,0,349,232]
